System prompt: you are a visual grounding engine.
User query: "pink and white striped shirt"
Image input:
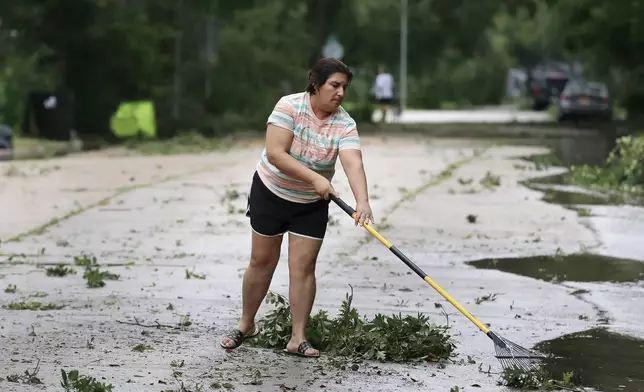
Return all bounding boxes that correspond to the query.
[256,92,361,203]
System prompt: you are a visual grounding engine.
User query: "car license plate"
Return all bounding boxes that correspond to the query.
[580,97,589,105]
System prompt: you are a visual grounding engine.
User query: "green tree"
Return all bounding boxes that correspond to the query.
[556,0,644,121]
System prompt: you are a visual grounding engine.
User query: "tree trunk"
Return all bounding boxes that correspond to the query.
[307,0,342,68]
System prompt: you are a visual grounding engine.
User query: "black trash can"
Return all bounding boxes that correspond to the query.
[0,124,12,148]
[0,124,13,160]
[22,90,75,141]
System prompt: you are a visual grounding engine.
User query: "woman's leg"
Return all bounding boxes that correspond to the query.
[220,230,283,348]
[285,232,323,356]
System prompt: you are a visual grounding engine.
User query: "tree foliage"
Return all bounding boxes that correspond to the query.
[0,0,643,137]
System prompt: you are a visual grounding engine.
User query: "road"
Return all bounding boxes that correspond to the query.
[373,108,552,124]
[0,134,642,392]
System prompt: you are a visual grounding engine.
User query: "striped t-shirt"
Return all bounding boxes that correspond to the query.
[256,92,361,203]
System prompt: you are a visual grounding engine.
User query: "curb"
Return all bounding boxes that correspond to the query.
[356,122,617,139]
[0,140,86,161]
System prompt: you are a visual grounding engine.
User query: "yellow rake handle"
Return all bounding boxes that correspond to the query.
[330,195,490,335]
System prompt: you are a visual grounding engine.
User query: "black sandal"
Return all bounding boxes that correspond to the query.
[219,325,260,349]
[283,341,320,358]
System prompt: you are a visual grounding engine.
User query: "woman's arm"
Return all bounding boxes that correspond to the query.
[265,124,321,184]
[264,94,336,199]
[339,149,369,203]
[264,96,323,185]
[339,149,373,225]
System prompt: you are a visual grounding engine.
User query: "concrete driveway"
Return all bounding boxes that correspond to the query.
[0,134,640,391]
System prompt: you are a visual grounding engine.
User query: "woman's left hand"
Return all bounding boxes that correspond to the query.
[354,200,374,226]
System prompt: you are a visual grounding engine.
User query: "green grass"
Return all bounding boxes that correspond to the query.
[123,131,238,156]
[13,137,66,149]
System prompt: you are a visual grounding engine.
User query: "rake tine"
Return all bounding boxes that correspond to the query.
[489,330,546,371]
[331,195,548,371]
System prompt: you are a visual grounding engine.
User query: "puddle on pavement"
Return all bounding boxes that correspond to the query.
[465,253,644,283]
[519,152,566,169]
[495,131,617,167]
[507,133,644,206]
[522,172,568,185]
[521,173,644,207]
[535,327,644,392]
[539,187,609,205]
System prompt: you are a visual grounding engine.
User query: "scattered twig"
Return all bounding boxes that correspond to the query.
[26,359,41,381]
[478,363,499,375]
[197,366,216,378]
[8,359,43,384]
[116,317,180,330]
[435,303,450,327]
[84,359,101,367]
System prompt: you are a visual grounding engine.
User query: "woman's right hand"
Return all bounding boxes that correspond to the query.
[312,175,336,200]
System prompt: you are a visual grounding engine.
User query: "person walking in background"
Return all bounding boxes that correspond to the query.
[372,65,395,123]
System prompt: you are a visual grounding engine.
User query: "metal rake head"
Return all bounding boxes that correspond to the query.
[488,331,547,372]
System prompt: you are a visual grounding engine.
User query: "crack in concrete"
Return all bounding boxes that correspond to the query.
[517,160,604,252]
[4,161,243,244]
[347,148,487,253]
[565,285,612,326]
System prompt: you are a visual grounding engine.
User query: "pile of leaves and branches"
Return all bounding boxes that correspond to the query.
[569,135,644,196]
[249,286,457,364]
[61,369,114,392]
[498,366,583,391]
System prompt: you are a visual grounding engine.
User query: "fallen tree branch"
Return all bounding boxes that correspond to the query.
[8,358,43,385]
[115,317,180,330]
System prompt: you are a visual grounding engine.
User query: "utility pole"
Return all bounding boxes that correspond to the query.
[399,0,408,113]
[173,0,183,120]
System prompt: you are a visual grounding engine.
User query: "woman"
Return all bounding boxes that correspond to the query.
[219,57,374,358]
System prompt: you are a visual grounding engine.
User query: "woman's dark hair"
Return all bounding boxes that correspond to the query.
[306,57,353,94]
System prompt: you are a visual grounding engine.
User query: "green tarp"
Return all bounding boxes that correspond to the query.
[110,101,156,138]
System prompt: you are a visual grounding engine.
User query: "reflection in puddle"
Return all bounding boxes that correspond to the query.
[535,328,644,392]
[521,172,569,185]
[540,187,609,205]
[495,132,617,167]
[465,253,644,283]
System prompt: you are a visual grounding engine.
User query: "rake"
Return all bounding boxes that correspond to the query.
[330,195,546,371]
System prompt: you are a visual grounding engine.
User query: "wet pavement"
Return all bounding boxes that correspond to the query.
[1,134,643,392]
[535,328,644,392]
[521,173,644,207]
[466,253,644,283]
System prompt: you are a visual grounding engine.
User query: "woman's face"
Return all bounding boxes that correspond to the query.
[315,72,350,111]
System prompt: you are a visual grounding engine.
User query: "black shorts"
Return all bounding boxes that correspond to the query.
[377,98,393,105]
[245,171,330,240]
